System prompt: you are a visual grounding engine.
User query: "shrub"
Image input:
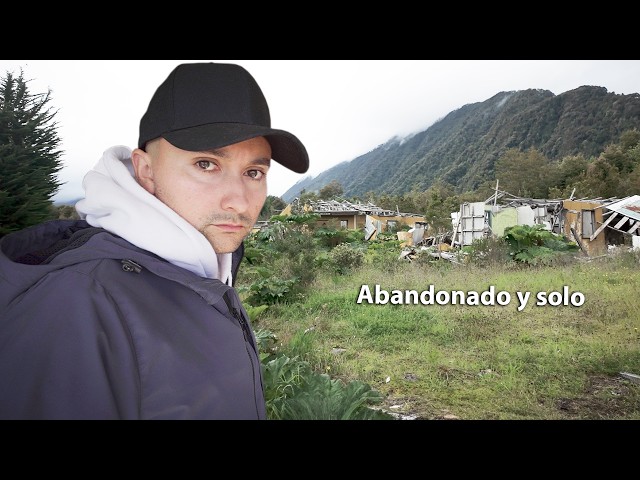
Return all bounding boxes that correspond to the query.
[364,238,404,273]
[243,274,299,306]
[327,242,365,275]
[503,224,579,265]
[271,373,393,420]
[240,219,322,303]
[261,351,392,420]
[464,236,512,266]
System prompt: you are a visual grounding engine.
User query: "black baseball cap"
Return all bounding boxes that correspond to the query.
[138,62,309,174]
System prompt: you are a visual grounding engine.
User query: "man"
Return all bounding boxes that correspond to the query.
[0,62,309,419]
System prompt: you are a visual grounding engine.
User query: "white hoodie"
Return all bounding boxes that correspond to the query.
[76,146,232,284]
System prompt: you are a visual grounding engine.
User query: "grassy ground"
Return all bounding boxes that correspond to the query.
[252,251,640,420]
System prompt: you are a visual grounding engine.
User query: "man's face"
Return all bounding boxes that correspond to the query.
[132,137,271,254]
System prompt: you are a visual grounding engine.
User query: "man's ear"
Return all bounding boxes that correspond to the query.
[131,148,155,194]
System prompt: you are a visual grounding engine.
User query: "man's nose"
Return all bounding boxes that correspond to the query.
[220,174,250,213]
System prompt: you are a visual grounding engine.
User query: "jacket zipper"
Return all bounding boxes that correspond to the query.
[230,306,253,348]
[223,291,263,418]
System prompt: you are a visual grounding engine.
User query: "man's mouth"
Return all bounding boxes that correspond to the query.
[211,224,246,232]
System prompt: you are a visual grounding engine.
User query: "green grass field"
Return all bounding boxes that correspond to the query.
[252,251,640,420]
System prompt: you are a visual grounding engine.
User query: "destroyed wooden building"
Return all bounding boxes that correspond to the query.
[450,190,640,256]
[282,199,426,240]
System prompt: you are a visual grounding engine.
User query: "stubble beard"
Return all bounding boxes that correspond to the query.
[199,213,255,254]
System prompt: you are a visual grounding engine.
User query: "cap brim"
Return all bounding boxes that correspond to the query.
[162,123,309,174]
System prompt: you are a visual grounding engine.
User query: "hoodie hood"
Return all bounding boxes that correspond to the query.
[0,219,245,312]
[75,146,231,283]
[0,220,137,308]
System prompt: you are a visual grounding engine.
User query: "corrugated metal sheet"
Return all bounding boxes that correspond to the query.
[606,195,640,222]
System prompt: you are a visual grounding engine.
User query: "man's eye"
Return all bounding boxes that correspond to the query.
[247,170,265,180]
[197,160,215,171]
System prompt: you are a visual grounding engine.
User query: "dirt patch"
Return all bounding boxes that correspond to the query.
[555,374,640,419]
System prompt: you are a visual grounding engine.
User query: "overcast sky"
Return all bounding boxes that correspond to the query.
[3,60,640,202]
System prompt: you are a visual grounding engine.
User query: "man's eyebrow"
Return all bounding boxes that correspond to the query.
[202,148,228,158]
[200,150,271,166]
[252,158,272,167]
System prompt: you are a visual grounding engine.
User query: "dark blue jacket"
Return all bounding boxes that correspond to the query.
[0,220,266,419]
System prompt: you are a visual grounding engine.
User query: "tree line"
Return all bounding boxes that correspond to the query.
[298,129,640,233]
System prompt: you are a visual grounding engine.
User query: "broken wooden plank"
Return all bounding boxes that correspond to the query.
[590,212,618,241]
[614,216,628,230]
[619,372,640,385]
[570,227,587,255]
[627,221,640,234]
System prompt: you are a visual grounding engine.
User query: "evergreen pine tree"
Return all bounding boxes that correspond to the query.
[0,69,63,236]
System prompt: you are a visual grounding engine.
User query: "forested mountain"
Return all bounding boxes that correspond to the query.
[282,86,640,202]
